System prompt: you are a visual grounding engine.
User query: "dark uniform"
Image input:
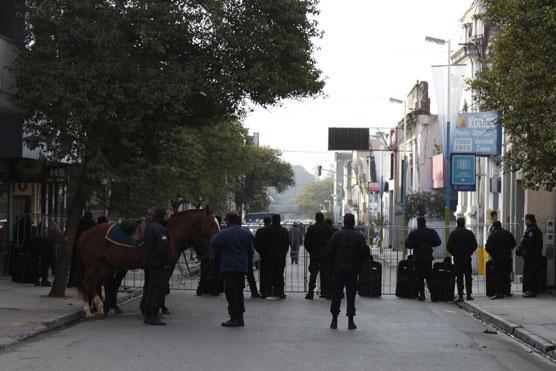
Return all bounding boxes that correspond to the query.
[405,217,441,300]
[211,213,254,327]
[519,216,543,297]
[327,213,370,330]
[258,215,289,299]
[447,219,478,301]
[143,210,173,325]
[486,222,516,298]
[304,213,334,299]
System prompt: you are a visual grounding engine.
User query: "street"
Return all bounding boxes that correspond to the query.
[1,292,554,371]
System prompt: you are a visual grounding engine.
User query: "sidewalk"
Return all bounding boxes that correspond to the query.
[0,276,141,350]
[458,291,556,360]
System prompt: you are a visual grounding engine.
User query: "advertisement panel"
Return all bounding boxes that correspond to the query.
[451,154,476,192]
[451,112,501,156]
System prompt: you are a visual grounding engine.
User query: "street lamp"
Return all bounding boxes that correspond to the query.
[390,97,408,256]
[426,35,452,248]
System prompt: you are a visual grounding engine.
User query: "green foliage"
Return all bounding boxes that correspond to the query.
[11,0,323,185]
[10,0,323,295]
[296,179,333,218]
[230,146,295,213]
[406,191,444,220]
[472,0,556,189]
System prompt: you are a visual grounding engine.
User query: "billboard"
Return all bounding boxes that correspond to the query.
[328,128,369,151]
[451,112,501,156]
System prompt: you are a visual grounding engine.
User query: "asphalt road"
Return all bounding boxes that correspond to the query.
[1,292,555,371]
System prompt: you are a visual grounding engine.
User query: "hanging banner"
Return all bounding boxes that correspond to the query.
[431,64,467,155]
[452,112,501,156]
[451,154,476,192]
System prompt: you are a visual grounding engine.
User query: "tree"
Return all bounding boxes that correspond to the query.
[472,0,556,189]
[11,0,323,296]
[230,146,295,214]
[405,191,444,220]
[296,179,333,218]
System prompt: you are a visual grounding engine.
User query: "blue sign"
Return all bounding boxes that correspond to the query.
[451,112,501,156]
[451,154,476,192]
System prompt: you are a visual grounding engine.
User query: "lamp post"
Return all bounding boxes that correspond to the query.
[390,97,408,256]
[426,36,452,248]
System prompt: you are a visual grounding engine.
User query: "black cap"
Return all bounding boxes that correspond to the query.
[272,214,281,224]
[343,213,355,227]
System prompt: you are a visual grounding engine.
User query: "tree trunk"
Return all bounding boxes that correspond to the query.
[48,181,88,297]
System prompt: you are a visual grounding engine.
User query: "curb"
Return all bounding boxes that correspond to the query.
[0,289,142,352]
[458,301,556,358]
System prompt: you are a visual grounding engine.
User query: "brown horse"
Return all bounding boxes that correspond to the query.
[77,207,219,318]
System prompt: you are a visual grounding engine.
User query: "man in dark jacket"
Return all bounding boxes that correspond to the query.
[304,212,334,300]
[67,211,96,287]
[258,214,289,299]
[327,213,370,330]
[254,217,271,297]
[447,218,478,302]
[405,216,442,301]
[519,214,543,298]
[143,207,173,325]
[211,212,254,327]
[486,221,516,299]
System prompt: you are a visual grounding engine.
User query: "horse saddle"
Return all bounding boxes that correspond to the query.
[105,220,144,248]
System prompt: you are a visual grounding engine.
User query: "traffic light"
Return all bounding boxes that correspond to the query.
[318,165,322,176]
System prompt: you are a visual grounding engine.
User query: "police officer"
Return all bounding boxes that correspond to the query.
[258,214,289,299]
[405,216,441,301]
[304,212,334,300]
[486,221,516,299]
[519,214,543,298]
[143,207,173,325]
[447,217,478,302]
[327,213,370,330]
[211,213,254,327]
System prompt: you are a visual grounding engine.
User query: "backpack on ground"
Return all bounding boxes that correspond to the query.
[430,257,455,302]
[358,257,382,298]
[396,258,417,299]
[486,260,496,297]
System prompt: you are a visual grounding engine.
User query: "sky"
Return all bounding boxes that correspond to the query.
[244,0,472,176]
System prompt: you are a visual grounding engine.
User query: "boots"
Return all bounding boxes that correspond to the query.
[466,294,474,301]
[144,315,166,326]
[305,291,314,300]
[348,316,357,330]
[454,295,464,303]
[330,315,338,329]
[221,314,244,327]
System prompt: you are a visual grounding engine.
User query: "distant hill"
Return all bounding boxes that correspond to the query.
[269,165,316,218]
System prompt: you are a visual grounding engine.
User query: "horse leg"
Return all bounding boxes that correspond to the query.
[90,264,114,317]
[82,268,94,318]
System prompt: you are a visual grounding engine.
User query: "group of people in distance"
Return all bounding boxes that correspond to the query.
[211,211,370,329]
[406,212,544,303]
